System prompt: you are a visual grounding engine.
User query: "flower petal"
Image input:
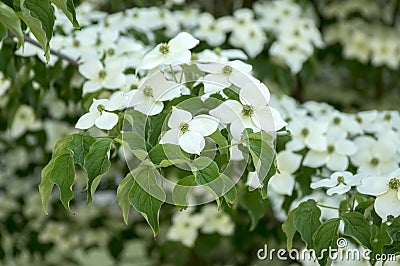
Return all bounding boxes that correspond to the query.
[276,150,302,174]
[374,190,400,221]
[269,173,295,195]
[209,100,242,124]
[327,184,351,195]
[168,107,192,129]
[79,60,103,79]
[169,32,199,51]
[75,112,99,129]
[178,131,205,155]
[310,178,337,189]
[94,112,119,130]
[159,128,180,145]
[326,154,348,172]
[357,176,388,196]
[188,115,219,136]
[303,150,328,168]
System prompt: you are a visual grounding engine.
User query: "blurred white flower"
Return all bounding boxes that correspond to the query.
[200,205,234,236]
[167,209,203,247]
[75,99,119,130]
[10,105,42,139]
[0,72,10,96]
[160,107,219,154]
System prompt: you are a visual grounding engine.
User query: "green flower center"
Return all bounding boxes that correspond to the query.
[301,128,309,137]
[222,66,233,75]
[97,104,105,113]
[370,157,379,166]
[333,117,341,125]
[180,122,189,134]
[143,86,153,97]
[388,178,400,190]
[98,70,106,80]
[214,47,221,55]
[209,25,216,31]
[384,113,392,121]
[241,105,254,117]
[249,31,256,38]
[337,176,345,184]
[73,40,80,47]
[356,116,362,123]
[107,48,115,56]
[191,53,198,61]
[327,145,335,154]
[159,43,170,55]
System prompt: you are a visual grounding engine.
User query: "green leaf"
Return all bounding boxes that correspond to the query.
[50,0,80,28]
[191,156,224,206]
[293,200,321,248]
[19,0,55,62]
[342,212,372,249]
[116,172,135,224]
[0,23,6,43]
[83,138,113,204]
[371,223,392,259]
[313,218,341,266]
[221,173,236,206]
[240,189,266,231]
[0,2,24,44]
[148,143,190,167]
[245,131,275,191]
[115,132,148,160]
[122,110,147,138]
[282,208,298,250]
[260,163,276,199]
[52,135,73,157]
[382,217,400,255]
[172,175,196,210]
[68,134,96,166]
[128,161,166,237]
[39,151,75,214]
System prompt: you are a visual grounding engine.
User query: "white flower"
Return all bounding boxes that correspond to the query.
[286,118,328,152]
[209,81,286,140]
[167,209,203,247]
[131,72,182,116]
[159,107,219,155]
[75,99,119,130]
[357,169,400,221]
[196,60,252,96]
[311,171,360,196]
[303,132,357,171]
[352,136,398,175]
[79,59,126,95]
[138,32,199,70]
[268,150,302,196]
[10,105,42,139]
[199,205,234,236]
[193,13,228,46]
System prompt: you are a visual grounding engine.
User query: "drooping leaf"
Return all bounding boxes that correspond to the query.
[83,138,113,204]
[221,173,236,206]
[148,143,190,167]
[19,0,55,61]
[115,131,148,160]
[0,23,7,43]
[116,172,135,224]
[240,188,266,231]
[293,200,321,248]
[313,218,341,266]
[68,133,96,166]
[122,109,147,138]
[282,208,298,250]
[0,2,24,44]
[50,0,80,28]
[52,135,73,157]
[245,131,275,192]
[342,212,372,249]
[128,161,166,237]
[172,175,196,210]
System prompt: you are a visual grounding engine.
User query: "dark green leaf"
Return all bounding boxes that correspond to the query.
[172,175,196,210]
[293,200,321,248]
[68,133,96,166]
[240,189,266,231]
[50,0,80,28]
[116,172,135,224]
[342,212,372,249]
[0,2,24,44]
[282,208,298,250]
[313,218,341,266]
[83,138,113,204]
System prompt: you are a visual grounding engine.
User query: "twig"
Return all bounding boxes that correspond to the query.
[8,31,79,67]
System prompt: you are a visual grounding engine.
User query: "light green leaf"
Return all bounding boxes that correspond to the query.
[172,175,196,210]
[115,131,148,160]
[221,173,236,206]
[116,172,135,224]
[83,138,113,204]
[19,0,55,62]
[240,189,266,231]
[148,143,190,167]
[0,2,24,44]
[245,131,275,192]
[293,199,321,248]
[342,212,372,249]
[0,23,7,43]
[122,110,147,138]
[39,151,75,214]
[313,218,341,266]
[52,135,73,157]
[282,208,298,250]
[128,161,166,237]
[50,0,80,28]
[68,133,96,166]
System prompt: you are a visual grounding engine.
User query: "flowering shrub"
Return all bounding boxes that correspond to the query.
[1,0,400,265]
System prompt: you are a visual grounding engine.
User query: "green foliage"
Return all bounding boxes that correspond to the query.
[313,218,341,266]
[0,2,24,44]
[293,200,321,248]
[342,212,372,249]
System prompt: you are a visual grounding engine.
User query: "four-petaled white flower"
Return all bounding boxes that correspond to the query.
[357,169,400,221]
[79,59,126,95]
[209,81,286,140]
[75,99,119,130]
[311,171,360,196]
[160,107,219,154]
[132,72,182,116]
[138,32,199,70]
